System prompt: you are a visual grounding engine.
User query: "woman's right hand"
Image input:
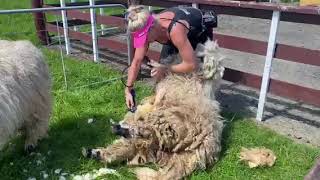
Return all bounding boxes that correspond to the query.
[125,88,134,109]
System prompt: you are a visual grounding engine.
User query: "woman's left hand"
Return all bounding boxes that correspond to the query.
[148,60,168,80]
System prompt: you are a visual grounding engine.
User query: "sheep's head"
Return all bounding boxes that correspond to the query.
[111,95,157,139]
[195,40,225,80]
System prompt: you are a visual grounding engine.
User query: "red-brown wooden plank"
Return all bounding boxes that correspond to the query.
[223,68,320,107]
[215,33,320,66]
[67,9,126,28]
[215,34,267,57]
[45,0,127,7]
[47,23,126,50]
[44,5,126,28]
[223,68,262,89]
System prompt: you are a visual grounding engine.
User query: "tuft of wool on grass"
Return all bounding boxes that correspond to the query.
[239,147,277,168]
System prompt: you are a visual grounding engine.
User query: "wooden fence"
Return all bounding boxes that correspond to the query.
[32,0,320,120]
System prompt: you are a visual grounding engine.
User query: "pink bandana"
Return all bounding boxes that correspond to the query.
[132,15,155,48]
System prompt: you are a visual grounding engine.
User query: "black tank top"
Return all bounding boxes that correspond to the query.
[159,7,204,48]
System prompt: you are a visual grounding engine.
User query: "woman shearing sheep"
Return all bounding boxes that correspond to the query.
[125,5,217,110]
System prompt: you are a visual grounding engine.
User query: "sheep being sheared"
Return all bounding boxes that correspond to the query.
[0,40,52,152]
[83,39,225,180]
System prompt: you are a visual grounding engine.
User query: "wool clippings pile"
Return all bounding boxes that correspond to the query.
[71,168,120,180]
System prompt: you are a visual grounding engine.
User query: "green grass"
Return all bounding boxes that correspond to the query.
[0,48,151,180]
[191,113,320,180]
[0,0,319,180]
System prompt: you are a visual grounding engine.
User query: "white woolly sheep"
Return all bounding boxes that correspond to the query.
[0,40,52,152]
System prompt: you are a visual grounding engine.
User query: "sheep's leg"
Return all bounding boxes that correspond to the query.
[24,110,50,152]
[83,138,137,164]
[0,128,13,150]
[160,152,200,180]
[24,85,51,153]
[135,152,200,180]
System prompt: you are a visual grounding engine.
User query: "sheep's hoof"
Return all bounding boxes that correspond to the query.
[25,145,36,154]
[112,124,131,138]
[82,147,101,159]
[82,147,91,158]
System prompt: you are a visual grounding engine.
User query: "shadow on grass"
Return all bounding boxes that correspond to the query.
[41,113,119,166]
[190,111,244,179]
[219,111,243,159]
[0,113,133,179]
[217,82,320,127]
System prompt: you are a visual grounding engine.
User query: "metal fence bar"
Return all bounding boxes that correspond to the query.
[60,0,71,55]
[256,10,281,121]
[0,4,127,14]
[89,0,99,62]
[126,28,132,66]
[55,16,68,89]
[99,8,106,35]
[71,0,79,31]
[124,12,132,66]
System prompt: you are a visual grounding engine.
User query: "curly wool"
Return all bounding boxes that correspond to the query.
[0,40,52,151]
[195,40,225,99]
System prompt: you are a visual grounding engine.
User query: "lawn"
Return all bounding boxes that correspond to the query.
[0,0,319,180]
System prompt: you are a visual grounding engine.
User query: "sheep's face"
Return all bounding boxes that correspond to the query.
[195,40,225,80]
[112,96,156,139]
[202,55,218,79]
